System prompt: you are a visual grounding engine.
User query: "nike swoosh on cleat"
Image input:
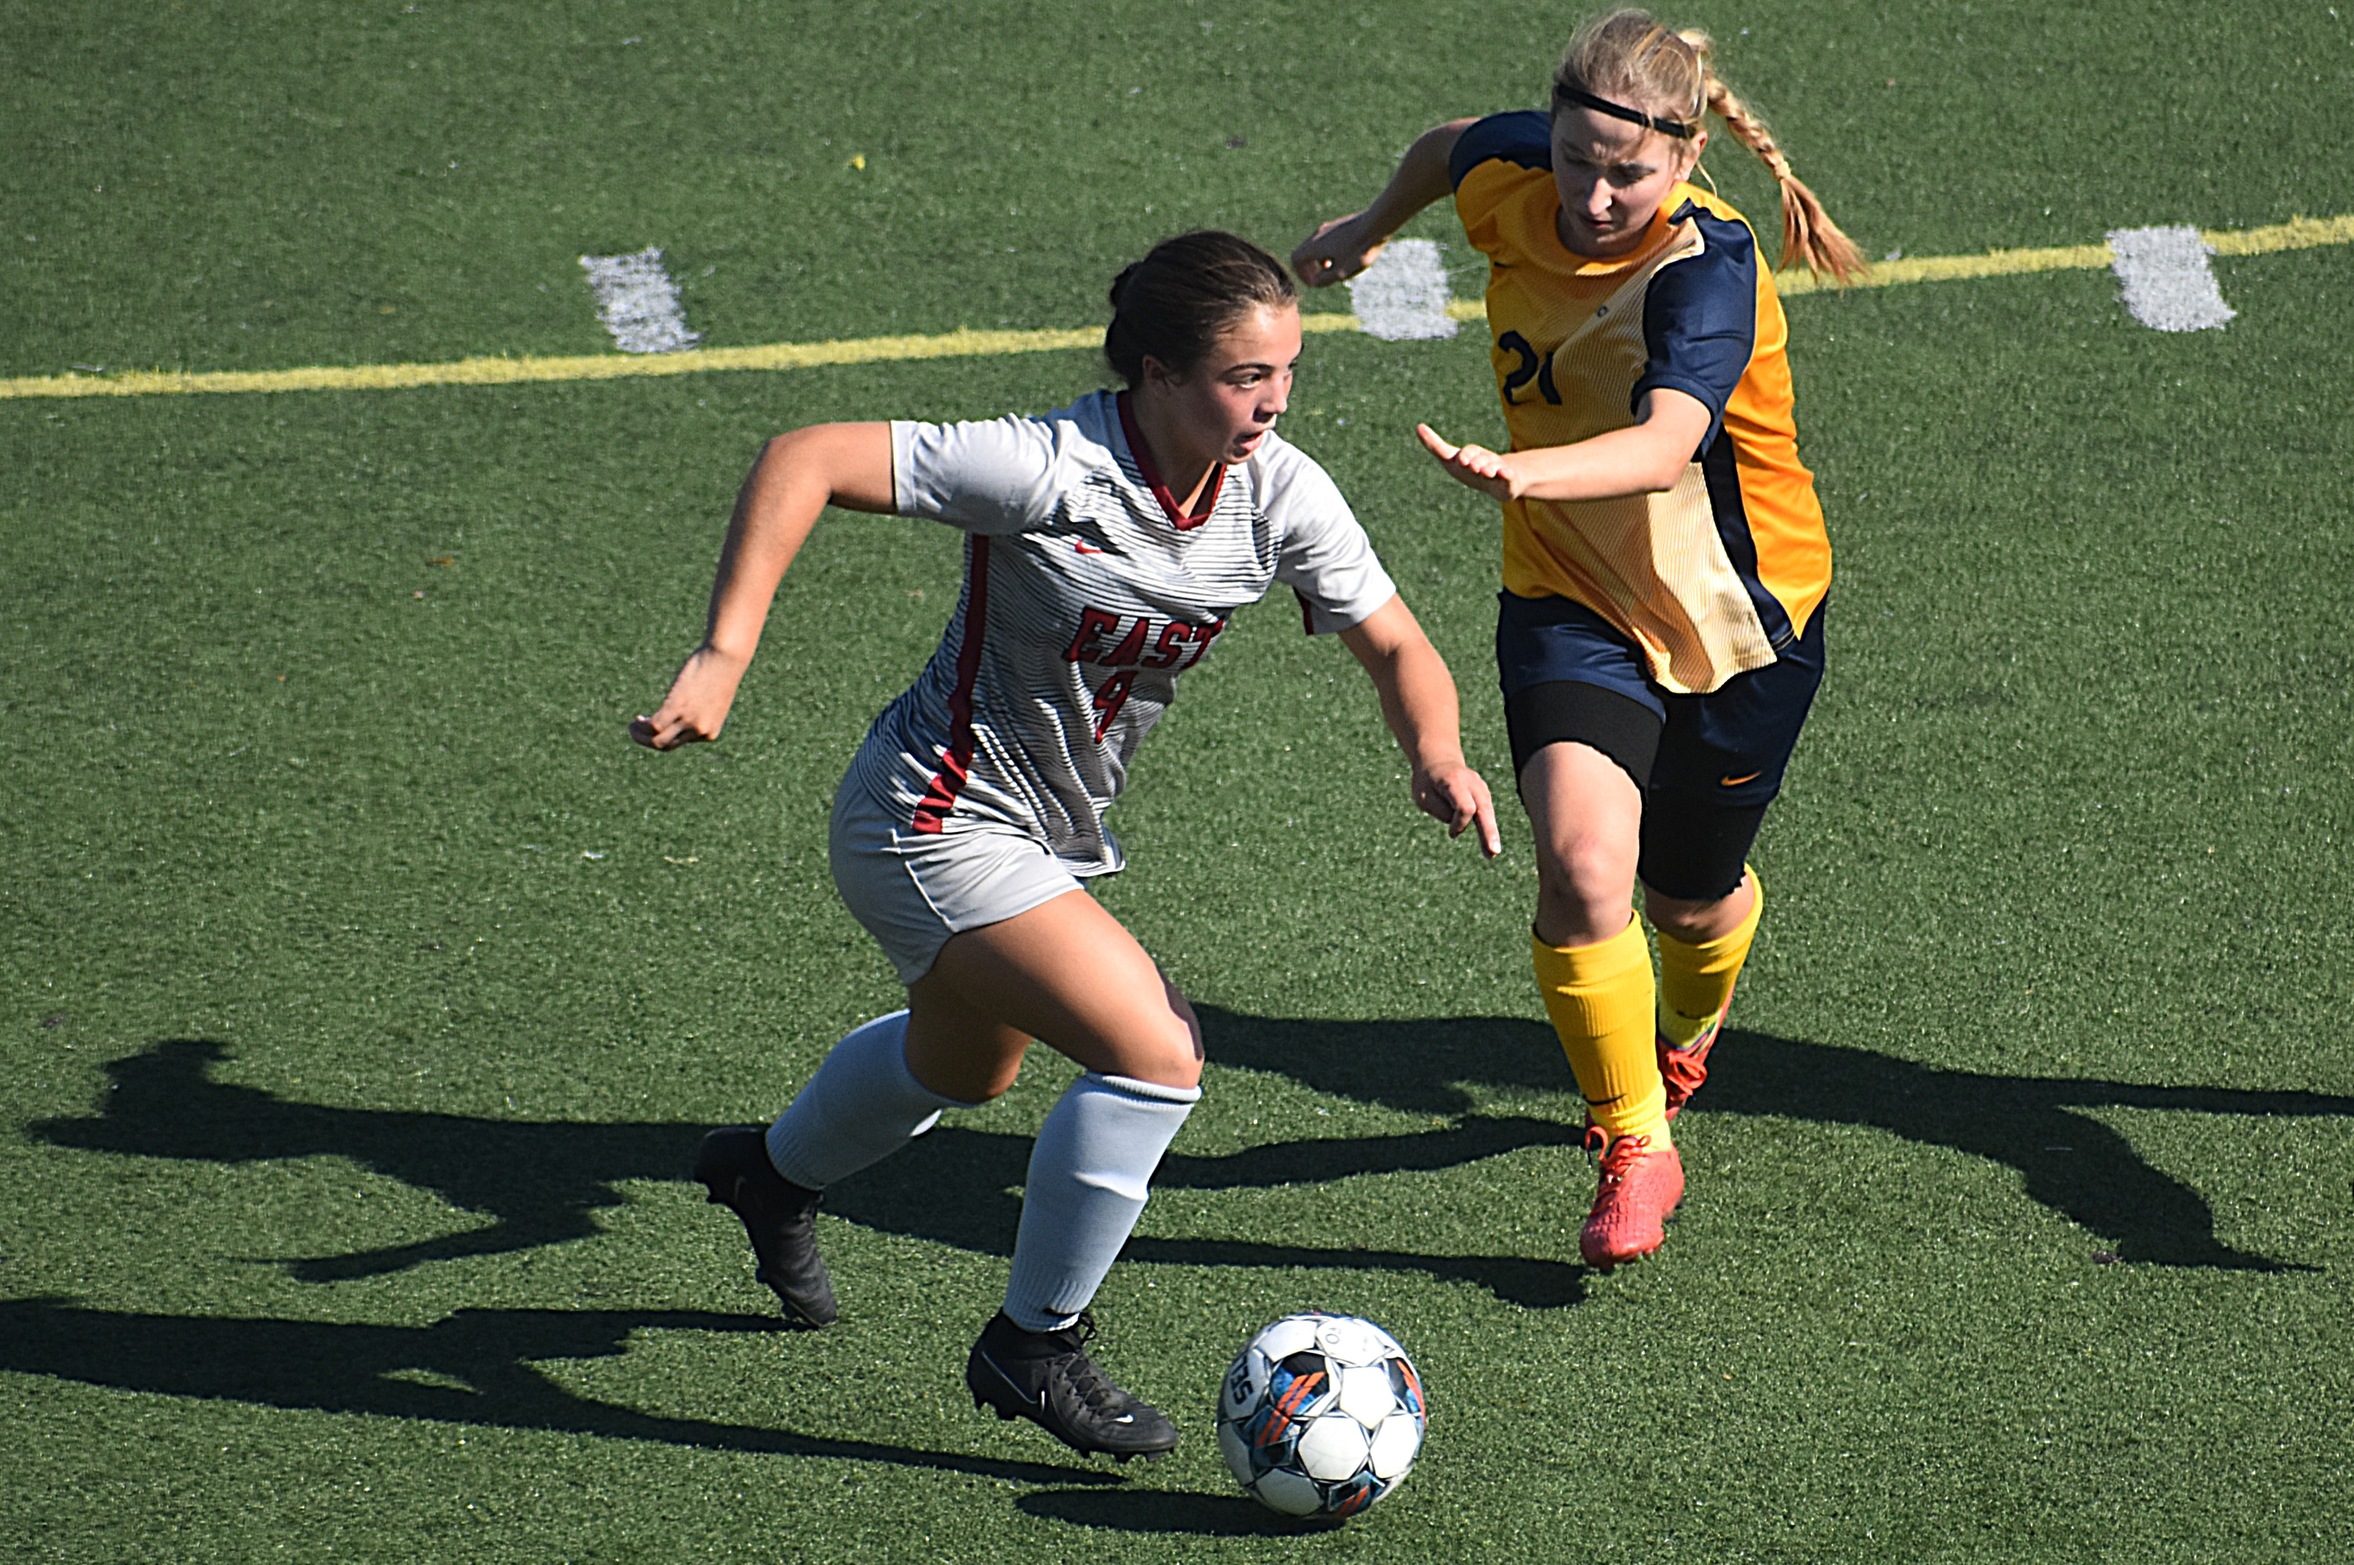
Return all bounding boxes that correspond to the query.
[1073,542,1106,554]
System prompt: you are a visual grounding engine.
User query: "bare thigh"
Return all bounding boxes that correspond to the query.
[903,888,1203,1103]
[1519,740,1643,947]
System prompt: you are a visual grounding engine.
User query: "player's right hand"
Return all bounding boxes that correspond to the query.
[630,646,749,750]
[1291,214,1385,288]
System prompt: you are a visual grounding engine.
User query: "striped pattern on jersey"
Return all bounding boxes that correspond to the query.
[844,390,1397,876]
[1451,110,1831,696]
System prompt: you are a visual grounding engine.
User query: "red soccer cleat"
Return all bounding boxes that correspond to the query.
[1657,994,1733,1120]
[1578,1127,1685,1270]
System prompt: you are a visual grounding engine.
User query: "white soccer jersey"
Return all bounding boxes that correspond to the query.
[843,389,1398,876]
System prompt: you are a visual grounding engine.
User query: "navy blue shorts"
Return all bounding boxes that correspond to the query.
[1495,592,1825,899]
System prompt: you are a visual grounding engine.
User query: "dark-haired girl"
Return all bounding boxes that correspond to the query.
[633,231,1498,1459]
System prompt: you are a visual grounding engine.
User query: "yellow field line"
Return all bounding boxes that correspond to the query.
[2,327,1104,402]
[1775,211,2354,298]
[7,213,2349,403]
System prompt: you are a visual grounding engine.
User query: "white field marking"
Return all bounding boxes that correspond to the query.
[1346,238,1457,341]
[2106,225,2236,332]
[579,247,701,353]
[11,214,2350,402]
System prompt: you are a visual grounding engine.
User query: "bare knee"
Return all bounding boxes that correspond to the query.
[907,1034,1028,1105]
[1643,871,1754,945]
[903,985,1031,1104]
[1114,981,1203,1091]
[1534,834,1637,946]
[950,1048,1028,1104]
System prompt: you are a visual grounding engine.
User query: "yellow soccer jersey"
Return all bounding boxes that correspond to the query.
[1450,110,1831,695]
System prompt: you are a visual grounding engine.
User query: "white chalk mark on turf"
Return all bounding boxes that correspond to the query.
[16,215,2351,402]
[2106,226,2236,332]
[1347,239,1457,341]
[579,248,701,353]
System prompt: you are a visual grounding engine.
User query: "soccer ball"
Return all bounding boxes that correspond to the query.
[1217,1313,1427,1518]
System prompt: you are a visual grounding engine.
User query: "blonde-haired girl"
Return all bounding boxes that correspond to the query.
[1295,10,1860,1270]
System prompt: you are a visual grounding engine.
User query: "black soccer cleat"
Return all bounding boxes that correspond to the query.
[693,1126,838,1328]
[964,1309,1178,1462]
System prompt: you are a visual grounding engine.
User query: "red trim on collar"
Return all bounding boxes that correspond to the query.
[1115,390,1222,531]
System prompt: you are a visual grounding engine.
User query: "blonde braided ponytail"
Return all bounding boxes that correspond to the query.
[1555,11,1867,284]
[1680,30,1867,284]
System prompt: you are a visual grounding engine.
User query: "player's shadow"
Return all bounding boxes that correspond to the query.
[1016,1486,1347,1536]
[1193,1006,2351,1273]
[27,1038,1592,1307]
[842,1106,1593,1308]
[31,1040,709,1282]
[35,1006,2351,1301]
[0,1295,1115,1487]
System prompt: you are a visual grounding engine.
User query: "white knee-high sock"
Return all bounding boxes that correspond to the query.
[1003,1072,1201,1332]
[764,1012,970,1191]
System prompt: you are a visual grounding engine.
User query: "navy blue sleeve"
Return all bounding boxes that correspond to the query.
[1632,203,1760,452]
[1448,110,1552,188]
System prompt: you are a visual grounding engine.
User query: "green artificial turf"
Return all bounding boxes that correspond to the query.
[5,1,2354,1560]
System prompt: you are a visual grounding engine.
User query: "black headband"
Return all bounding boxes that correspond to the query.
[1552,83,1697,139]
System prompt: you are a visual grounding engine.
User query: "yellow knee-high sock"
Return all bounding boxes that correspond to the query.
[1531,918,1666,1144]
[1656,869,1763,1049]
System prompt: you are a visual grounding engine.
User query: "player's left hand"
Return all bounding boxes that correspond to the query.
[1415,423,1518,502]
[1412,759,1503,858]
